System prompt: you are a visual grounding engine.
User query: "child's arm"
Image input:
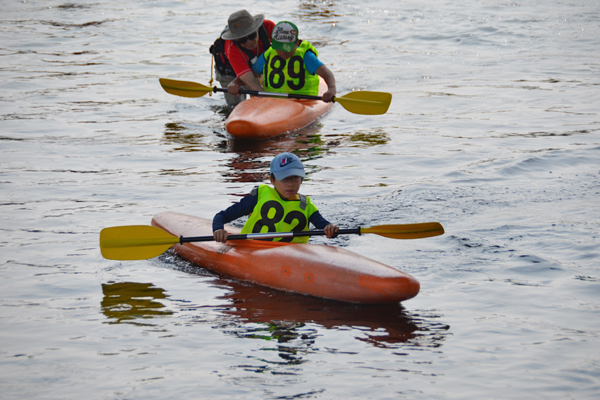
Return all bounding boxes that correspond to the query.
[315,64,336,103]
[304,51,337,102]
[309,211,339,238]
[251,53,266,76]
[213,191,258,242]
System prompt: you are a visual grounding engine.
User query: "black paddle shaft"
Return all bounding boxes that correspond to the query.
[212,87,327,101]
[178,228,361,244]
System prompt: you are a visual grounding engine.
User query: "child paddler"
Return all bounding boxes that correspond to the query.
[228,21,337,103]
[213,152,339,243]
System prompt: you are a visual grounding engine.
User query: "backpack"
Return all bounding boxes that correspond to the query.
[209,36,235,77]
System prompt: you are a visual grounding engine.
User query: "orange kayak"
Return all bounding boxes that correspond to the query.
[151,212,420,304]
[225,78,334,140]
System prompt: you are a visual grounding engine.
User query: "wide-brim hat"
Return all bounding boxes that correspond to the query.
[221,10,265,40]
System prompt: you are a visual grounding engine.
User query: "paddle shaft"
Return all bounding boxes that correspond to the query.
[180,228,360,243]
[211,87,387,108]
[212,87,328,102]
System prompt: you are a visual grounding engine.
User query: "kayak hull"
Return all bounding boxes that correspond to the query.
[225,78,334,140]
[151,212,420,304]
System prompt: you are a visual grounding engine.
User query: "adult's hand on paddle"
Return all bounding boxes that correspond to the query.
[324,224,339,238]
[235,72,263,94]
[213,229,229,243]
[227,80,242,96]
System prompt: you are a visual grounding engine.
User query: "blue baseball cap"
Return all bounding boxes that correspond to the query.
[270,152,305,180]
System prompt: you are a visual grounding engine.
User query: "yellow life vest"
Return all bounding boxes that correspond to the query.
[263,41,321,96]
[241,185,318,243]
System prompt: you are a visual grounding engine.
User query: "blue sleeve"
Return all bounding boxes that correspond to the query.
[252,53,266,74]
[212,191,258,232]
[309,211,331,229]
[304,51,324,75]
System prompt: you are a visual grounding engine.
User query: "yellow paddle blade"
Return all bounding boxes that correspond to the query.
[159,78,214,98]
[362,222,444,239]
[335,91,392,115]
[100,225,180,261]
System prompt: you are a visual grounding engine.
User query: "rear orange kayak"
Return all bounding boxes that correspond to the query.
[225,78,334,140]
[151,212,420,304]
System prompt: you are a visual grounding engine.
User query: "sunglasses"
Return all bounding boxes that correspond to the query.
[236,31,258,44]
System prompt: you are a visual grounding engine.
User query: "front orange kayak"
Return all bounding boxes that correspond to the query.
[151,212,420,304]
[225,78,334,140]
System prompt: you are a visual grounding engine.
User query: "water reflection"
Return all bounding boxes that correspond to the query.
[347,129,390,147]
[162,107,392,183]
[212,279,449,351]
[296,0,341,22]
[162,122,216,152]
[163,120,390,158]
[162,251,449,355]
[101,258,449,364]
[55,3,91,10]
[223,128,330,183]
[42,20,109,29]
[163,120,333,182]
[100,281,173,325]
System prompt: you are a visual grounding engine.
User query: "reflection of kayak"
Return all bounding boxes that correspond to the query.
[225,78,334,140]
[151,212,420,304]
[217,279,423,345]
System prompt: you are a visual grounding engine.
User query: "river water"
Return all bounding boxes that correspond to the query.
[1,0,599,398]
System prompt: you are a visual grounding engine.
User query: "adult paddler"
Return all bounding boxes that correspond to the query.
[217,10,275,106]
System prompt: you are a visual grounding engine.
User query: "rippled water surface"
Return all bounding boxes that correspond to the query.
[1,0,599,398]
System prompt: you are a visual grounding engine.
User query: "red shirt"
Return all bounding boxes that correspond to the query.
[224,20,275,77]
